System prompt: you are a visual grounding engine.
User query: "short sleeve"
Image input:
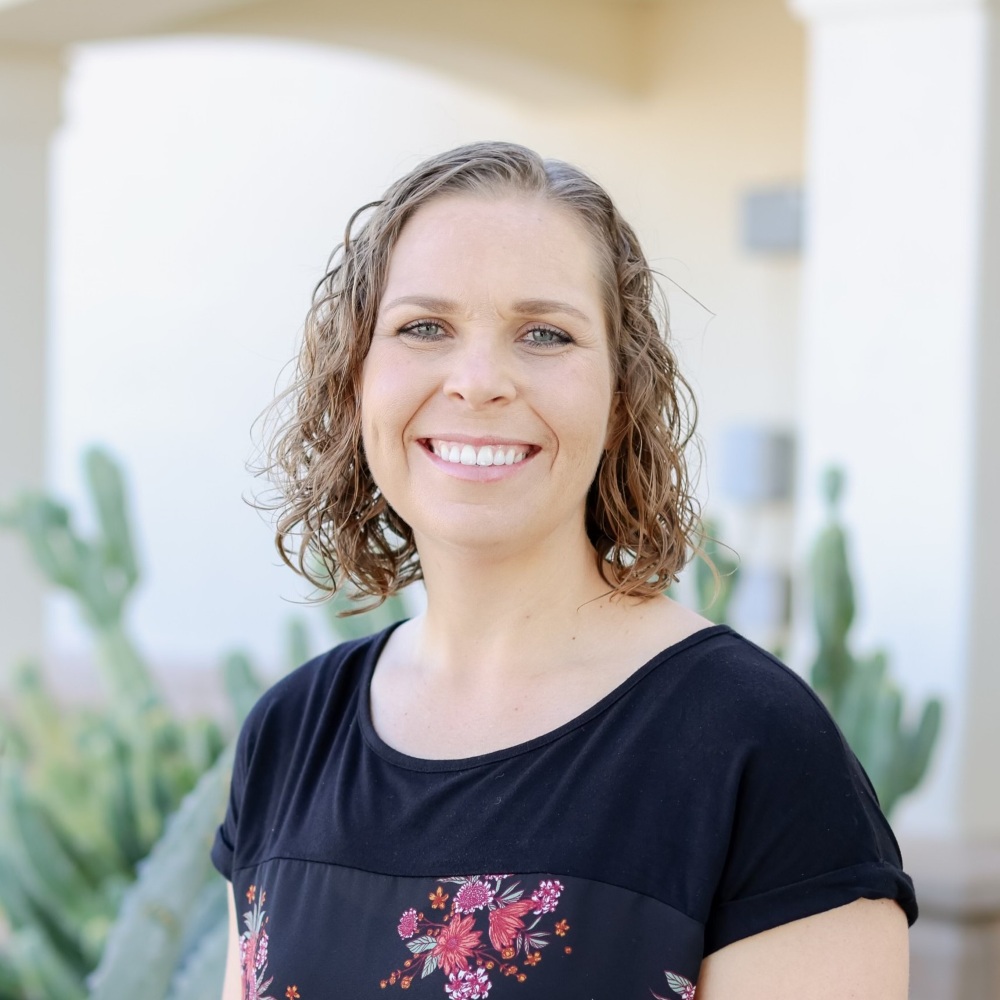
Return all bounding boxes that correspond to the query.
[210,701,256,881]
[702,665,918,954]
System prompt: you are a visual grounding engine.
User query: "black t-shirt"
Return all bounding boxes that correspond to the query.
[212,623,916,999]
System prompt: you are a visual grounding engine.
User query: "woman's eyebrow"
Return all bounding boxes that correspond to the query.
[380,294,591,322]
[381,294,457,314]
[512,298,591,323]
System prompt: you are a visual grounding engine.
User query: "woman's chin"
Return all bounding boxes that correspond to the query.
[412,514,560,566]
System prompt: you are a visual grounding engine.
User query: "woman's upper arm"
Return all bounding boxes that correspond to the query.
[696,898,909,1000]
[221,882,242,1000]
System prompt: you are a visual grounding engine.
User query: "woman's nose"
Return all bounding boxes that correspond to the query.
[442,336,516,407]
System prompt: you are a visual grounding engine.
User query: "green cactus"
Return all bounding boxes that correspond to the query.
[809,468,855,711]
[0,445,415,996]
[808,467,943,816]
[87,748,234,1000]
[0,448,241,999]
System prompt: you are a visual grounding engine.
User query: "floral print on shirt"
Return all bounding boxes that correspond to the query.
[381,875,571,995]
[240,885,301,1000]
[652,970,696,999]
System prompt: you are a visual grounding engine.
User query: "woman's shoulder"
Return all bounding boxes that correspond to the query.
[237,623,399,746]
[673,624,831,710]
[618,597,822,705]
[648,622,854,761]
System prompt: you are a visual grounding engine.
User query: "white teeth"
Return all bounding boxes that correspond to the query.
[430,440,529,467]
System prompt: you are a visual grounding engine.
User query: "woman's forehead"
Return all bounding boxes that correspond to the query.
[380,193,606,313]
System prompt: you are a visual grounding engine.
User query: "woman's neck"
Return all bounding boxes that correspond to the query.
[405,529,618,689]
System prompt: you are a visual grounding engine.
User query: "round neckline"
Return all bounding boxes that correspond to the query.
[357,620,733,772]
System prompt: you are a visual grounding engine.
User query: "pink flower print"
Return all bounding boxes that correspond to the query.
[256,929,269,970]
[397,908,419,939]
[530,879,563,915]
[482,874,512,881]
[445,967,492,999]
[454,880,495,914]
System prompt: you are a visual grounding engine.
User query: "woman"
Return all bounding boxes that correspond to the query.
[214,142,915,999]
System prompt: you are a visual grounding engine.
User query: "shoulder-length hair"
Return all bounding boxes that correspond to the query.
[263,140,702,608]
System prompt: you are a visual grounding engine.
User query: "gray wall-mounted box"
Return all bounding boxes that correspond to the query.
[741,185,804,253]
[720,425,795,503]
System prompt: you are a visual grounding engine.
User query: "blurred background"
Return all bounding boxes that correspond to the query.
[0,0,998,995]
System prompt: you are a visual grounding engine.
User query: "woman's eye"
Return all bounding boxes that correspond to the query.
[524,326,572,346]
[399,321,444,340]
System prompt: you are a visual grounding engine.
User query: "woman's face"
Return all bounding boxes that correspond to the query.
[361,192,616,561]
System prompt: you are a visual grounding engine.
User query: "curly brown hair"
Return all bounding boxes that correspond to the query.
[263,140,702,606]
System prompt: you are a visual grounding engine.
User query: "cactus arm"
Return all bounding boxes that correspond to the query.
[7,496,86,593]
[0,774,110,972]
[866,681,903,810]
[83,447,139,593]
[895,698,944,801]
[0,950,22,996]
[165,880,228,1000]
[808,469,856,710]
[93,623,161,718]
[165,917,227,1000]
[286,616,311,670]
[0,848,36,930]
[87,745,233,999]
[222,651,265,727]
[7,925,87,1000]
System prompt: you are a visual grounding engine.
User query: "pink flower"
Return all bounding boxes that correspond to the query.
[530,879,563,915]
[454,880,495,914]
[445,967,492,999]
[255,929,269,969]
[397,908,419,939]
[482,874,511,881]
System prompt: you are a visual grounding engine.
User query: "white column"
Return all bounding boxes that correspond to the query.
[790,0,1000,839]
[0,49,63,679]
